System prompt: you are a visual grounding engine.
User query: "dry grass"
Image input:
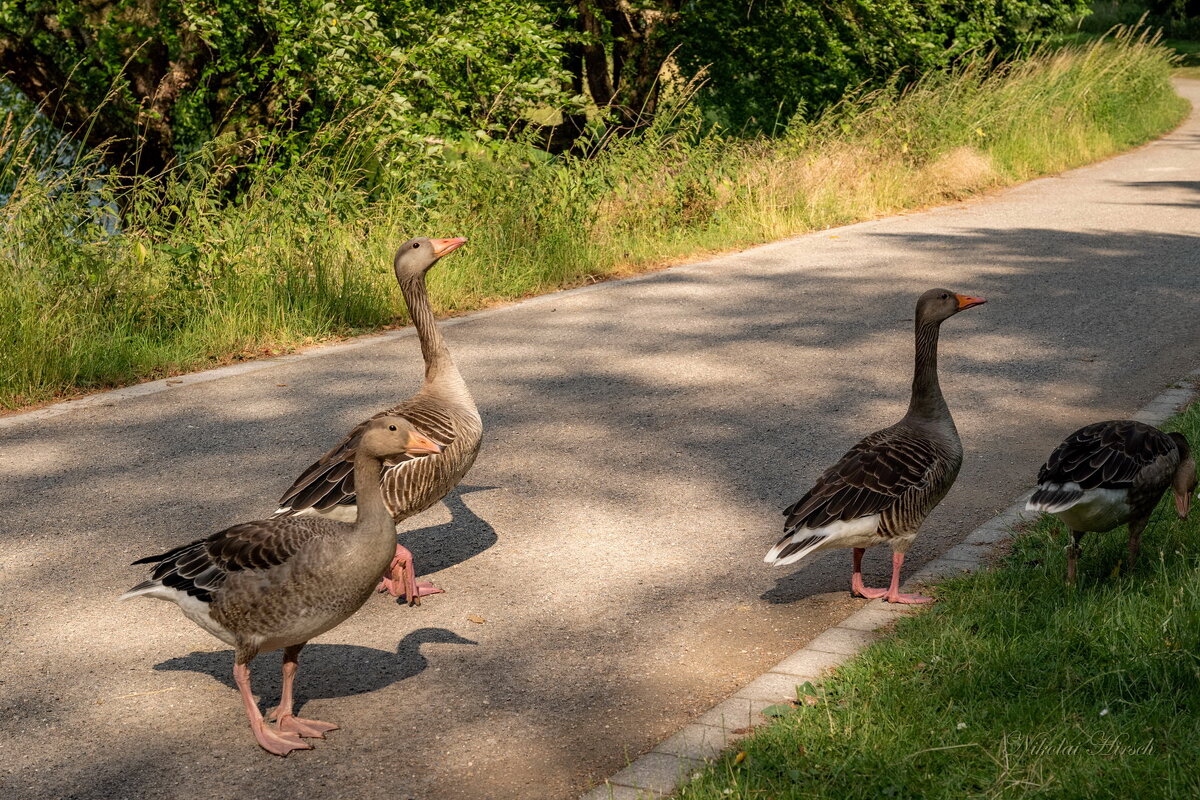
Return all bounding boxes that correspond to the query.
[0,29,1187,410]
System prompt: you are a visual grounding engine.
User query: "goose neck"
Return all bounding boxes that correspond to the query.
[905,320,949,423]
[351,450,394,532]
[400,274,461,389]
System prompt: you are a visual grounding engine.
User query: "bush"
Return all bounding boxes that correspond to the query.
[674,0,1091,130]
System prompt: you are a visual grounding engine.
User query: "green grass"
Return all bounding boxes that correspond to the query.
[676,401,1200,800]
[0,29,1188,410]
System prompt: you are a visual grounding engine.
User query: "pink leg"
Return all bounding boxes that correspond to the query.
[881,551,933,604]
[233,660,311,757]
[266,644,338,739]
[376,544,444,606]
[850,548,887,599]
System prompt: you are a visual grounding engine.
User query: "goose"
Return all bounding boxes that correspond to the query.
[121,417,443,756]
[275,237,483,605]
[765,289,986,604]
[1027,420,1195,582]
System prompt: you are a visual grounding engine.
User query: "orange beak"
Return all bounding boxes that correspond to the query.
[430,237,467,259]
[955,294,987,310]
[404,431,444,457]
[1175,490,1191,519]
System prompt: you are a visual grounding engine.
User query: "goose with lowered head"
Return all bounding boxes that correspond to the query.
[1027,420,1195,582]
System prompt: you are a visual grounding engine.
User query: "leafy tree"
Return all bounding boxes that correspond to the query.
[672,0,1091,131]
[0,1,573,175]
[0,0,1095,182]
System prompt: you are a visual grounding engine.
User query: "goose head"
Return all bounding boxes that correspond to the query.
[1167,432,1196,518]
[393,236,468,281]
[360,416,444,460]
[915,288,986,326]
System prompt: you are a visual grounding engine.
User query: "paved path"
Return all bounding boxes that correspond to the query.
[3,82,1199,800]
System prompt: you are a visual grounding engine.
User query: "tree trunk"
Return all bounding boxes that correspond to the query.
[577,1,679,133]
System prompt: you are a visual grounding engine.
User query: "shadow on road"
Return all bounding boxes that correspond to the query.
[402,484,499,579]
[1113,179,1200,208]
[153,627,476,712]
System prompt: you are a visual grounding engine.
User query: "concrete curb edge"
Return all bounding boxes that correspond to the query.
[580,369,1200,799]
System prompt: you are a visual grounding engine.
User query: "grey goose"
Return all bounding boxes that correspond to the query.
[275,237,483,604]
[765,289,986,604]
[1027,419,1195,582]
[122,418,443,756]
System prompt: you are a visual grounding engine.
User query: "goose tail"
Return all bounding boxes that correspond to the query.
[765,530,829,566]
[764,515,881,567]
[1027,483,1084,514]
[118,580,165,601]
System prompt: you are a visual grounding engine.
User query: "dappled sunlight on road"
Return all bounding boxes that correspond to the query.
[4,86,1200,800]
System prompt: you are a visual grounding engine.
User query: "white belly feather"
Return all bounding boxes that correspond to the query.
[1052,488,1131,533]
[121,585,237,646]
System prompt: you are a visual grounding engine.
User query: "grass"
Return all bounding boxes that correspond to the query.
[676,400,1200,800]
[0,29,1189,411]
[1166,40,1200,79]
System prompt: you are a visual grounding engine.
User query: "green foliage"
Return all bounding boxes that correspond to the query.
[679,398,1200,799]
[1083,0,1200,38]
[0,0,573,169]
[674,0,1092,130]
[0,32,1183,409]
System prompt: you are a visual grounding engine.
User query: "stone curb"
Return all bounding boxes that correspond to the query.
[580,371,1200,799]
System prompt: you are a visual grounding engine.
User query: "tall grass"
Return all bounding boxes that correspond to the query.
[675,403,1200,800]
[0,29,1186,410]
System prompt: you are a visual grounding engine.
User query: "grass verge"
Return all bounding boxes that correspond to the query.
[676,400,1200,799]
[0,29,1189,410]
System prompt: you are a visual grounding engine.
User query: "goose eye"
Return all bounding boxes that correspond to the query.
[940,293,949,299]
[388,424,397,431]
[412,242,420,249]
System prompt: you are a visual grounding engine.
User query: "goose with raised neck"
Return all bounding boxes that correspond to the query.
[121,417,443,756]
[1028,420,1195,583]
[765,289,986,604]
[274,236,483,604]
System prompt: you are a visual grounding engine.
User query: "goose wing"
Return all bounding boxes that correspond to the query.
[785,427,943,528]
[1036,420,1173,491]
[768,426,948,564]
[276,398,457,515]
[122,517,331,603]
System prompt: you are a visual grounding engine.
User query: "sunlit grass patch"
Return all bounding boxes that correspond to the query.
[676,400,1200,800]
[0,29,1187,410]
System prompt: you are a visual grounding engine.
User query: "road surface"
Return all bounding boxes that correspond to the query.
[2,81,1199,800]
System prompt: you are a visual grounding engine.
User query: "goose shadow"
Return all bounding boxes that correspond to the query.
[760,548,896,605]
[153,627,476,711]
[400,484,498,576]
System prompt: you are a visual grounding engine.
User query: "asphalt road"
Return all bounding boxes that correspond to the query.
[3,82,1199,800]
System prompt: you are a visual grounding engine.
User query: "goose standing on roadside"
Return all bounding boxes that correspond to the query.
[765,289,986,604]
[122,418,443,756]
[1027,420,1195,583]
[275,237,483,604]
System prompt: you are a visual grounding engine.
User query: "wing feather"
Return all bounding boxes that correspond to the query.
[276,398,456,515]
[124,517,333,603]
[783,426,944,532]
[1035,420,1175,492]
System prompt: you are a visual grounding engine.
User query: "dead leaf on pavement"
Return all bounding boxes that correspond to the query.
[467,614,486,624]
